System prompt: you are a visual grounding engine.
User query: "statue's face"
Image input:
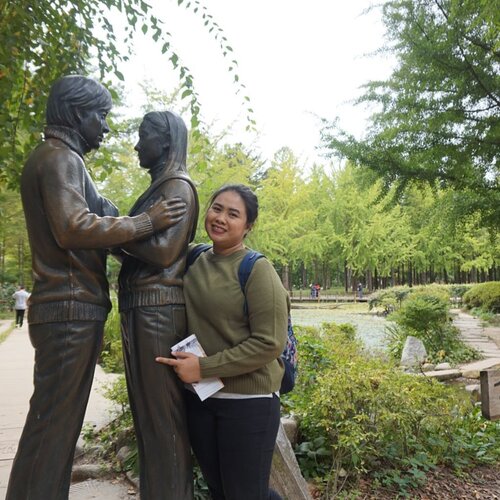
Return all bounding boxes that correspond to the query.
[135,120,168,168]
[78,107,110,150]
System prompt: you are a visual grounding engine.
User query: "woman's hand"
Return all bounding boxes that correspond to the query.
[156,351,201,383]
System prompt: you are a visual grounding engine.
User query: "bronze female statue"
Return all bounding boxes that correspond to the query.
[117,111,198,499]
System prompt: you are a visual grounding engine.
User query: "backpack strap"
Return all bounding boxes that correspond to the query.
[238,250,265,314]
[185,243,212,271]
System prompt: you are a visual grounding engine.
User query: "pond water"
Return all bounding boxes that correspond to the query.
[290,306,389,350]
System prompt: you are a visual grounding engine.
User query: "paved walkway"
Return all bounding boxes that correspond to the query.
[0,320,133,499]
[452,309,500,372]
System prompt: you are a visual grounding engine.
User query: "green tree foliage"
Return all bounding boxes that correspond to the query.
[0,189,30,286]
[322,0,500,227]
[0,0,252,189]
[253,148,307,266]
[463,281,500,313]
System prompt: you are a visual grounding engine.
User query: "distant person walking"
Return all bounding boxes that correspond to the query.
[12,285,30,328]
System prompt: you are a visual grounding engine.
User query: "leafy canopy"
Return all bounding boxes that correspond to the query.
[0,0,253,189]
[322,0,500,225]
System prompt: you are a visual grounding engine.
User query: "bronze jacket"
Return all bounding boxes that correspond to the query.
[21,126,155,324]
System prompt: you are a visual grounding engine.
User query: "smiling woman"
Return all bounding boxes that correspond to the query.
[204,188,255,256]
[157,183,289,500]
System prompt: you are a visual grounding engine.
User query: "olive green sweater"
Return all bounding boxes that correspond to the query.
[184,247,289,394]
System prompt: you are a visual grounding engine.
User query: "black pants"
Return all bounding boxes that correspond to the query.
[6,321,104,500]
[121,305,193,500]
[185,389,282,500]
[15,308,25,327]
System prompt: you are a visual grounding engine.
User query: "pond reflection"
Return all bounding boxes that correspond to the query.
[290,306,389,349]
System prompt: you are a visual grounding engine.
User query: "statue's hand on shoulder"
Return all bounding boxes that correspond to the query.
[146,197,187,232]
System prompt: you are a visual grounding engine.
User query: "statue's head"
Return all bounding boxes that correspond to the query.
[46,75,112,151]
[135,111,171,169]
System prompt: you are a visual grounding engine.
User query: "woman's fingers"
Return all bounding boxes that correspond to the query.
[155,356,177,365]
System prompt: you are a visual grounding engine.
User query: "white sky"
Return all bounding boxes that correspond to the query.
[119,0,395,169]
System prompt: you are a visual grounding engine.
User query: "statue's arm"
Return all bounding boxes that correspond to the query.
[40,151,153,249]
[121,179,196,268]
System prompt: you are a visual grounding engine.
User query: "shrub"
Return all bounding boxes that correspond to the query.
[463,282,500,313]
[100,297,124,373]
[0,282,16,314]
[368,287,412,315]
[449,284,472,299]
[386,290,480,364]
[285,323,499,498]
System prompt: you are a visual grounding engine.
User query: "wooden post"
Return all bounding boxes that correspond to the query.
[480,369,500,420]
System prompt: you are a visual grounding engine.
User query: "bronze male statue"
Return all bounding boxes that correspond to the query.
[6,76,185,500]
[116,111,198,499]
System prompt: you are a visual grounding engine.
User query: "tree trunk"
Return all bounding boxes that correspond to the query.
[471,267,477,283]
[0,237,5,281]
[301,263,307,288]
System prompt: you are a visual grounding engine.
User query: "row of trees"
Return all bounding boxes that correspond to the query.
[2,107,498,292]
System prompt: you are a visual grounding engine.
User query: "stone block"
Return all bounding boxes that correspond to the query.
[435,362,452,371]
[465,384,481,402]
[281,417,299,447]
[421,363,436,372]
[270,421,311,499]
[400,336,427,367]
[421,369,462,381]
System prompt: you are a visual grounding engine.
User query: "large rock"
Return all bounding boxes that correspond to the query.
[400,336,427,368]
[465,384,481,403]
[270,421,312,499]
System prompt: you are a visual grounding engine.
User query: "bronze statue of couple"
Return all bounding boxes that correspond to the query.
[7,75,197,499]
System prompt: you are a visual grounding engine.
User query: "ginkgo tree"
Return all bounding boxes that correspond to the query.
[322,0,500,227]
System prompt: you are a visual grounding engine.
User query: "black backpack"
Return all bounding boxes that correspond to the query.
[186,244,297,394]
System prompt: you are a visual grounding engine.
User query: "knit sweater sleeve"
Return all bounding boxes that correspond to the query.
[198,258,288,379]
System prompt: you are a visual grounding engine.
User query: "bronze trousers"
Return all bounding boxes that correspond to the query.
[121,305,193,499]
[6,320,104,500]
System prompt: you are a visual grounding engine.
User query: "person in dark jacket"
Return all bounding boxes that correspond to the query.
[116,111,198,499]
[6,75,185,500]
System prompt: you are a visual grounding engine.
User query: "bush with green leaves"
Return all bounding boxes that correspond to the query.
[283,323,499,497]
[368,286,412,315]
[463,281,500,313]
[449,284,472,299]
[0,282,16,314]
[385,290,480,364]
[100,297,124,373]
